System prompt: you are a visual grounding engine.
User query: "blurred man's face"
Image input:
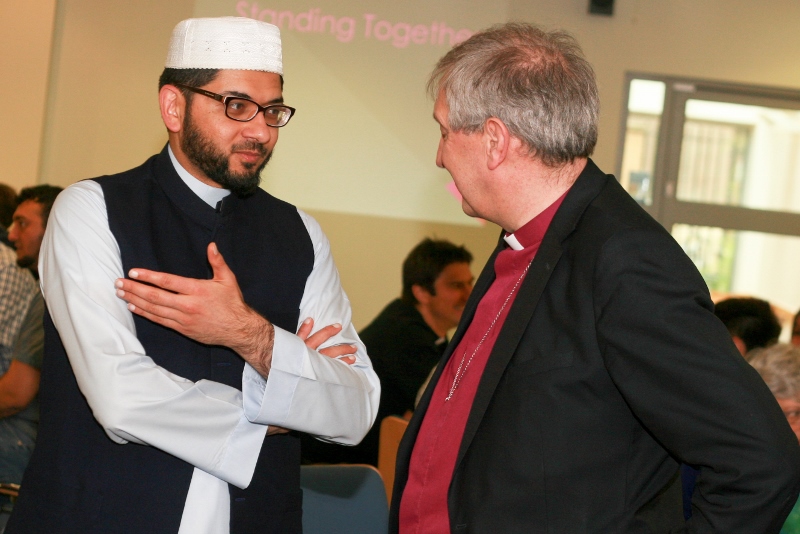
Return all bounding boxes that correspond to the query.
[777,397,800,444]
[792,315,800,347]
[416,262,474,337]
[8,200,46,272]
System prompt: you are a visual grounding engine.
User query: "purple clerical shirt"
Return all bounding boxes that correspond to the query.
[399,191,568,533]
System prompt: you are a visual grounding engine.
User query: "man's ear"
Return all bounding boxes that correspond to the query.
[411,284,432,305]
[159,85,185,133]
[483,117,511,171]
[732,335,748,356]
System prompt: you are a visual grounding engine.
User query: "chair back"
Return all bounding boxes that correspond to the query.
[377,415,410,503]
[301,464,388,534]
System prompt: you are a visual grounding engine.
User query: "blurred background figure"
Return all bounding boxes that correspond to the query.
[747,343,800,533]
[302,238,473,465]
[0,184,17,247]
[792,309,800,347]
[0,185,61,490]
[714,297,782,355]
[8,186,62,279]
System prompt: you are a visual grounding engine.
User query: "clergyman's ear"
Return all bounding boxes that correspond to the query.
[483,117,511,171]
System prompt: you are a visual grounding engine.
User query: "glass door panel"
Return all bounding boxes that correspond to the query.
[672,224,800,328]
[619,79,665,206]
[676,99,800,214]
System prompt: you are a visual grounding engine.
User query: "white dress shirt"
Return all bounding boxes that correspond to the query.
[39,153,380,533]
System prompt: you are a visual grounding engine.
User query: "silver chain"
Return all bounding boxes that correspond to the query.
[445,263,531,401]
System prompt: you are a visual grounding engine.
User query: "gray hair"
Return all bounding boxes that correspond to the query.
[427,22,599,167]
[747,343,800,400]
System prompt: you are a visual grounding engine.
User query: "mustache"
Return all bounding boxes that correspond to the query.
[232,141,268,155]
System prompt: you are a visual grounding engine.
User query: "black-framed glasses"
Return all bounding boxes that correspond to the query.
[174,83,296,128]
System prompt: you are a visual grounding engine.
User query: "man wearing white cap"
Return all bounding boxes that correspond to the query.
[8,17,379,534]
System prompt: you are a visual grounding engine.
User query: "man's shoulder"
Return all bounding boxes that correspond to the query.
[246,187,302,214]
[0,243,34,287]
[13,291,44,369]
[360,299,436,347]
[90,153,162,187]
[0,241,17,267]
[365,299,420,326]
[565,163,669,244]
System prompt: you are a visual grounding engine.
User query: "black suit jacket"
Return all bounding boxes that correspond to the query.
[390,160,800,533]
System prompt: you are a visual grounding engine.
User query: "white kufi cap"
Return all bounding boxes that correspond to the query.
[165,17,282,74]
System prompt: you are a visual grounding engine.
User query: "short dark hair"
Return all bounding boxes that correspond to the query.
[17,184,63,228]
[0,183,17,228]
[714,297,782,353]
[158,68,221,103]
[158,68,284,102]
[401,238,473,305]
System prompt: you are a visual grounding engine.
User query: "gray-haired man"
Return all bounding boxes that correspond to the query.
[391,22,800,533]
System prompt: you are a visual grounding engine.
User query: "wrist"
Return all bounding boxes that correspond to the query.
[236,309,275,377]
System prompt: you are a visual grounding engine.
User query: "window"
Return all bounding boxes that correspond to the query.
[618,74,800,320]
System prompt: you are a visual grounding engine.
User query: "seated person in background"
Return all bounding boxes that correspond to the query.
[792,309,800,347]
[0,184,16,247]
[302,238,473,465]
[714,296,782,355]
[0,292,43,487]
[746,343,800,533]
[0,185,60,487]
[0,247,38,487]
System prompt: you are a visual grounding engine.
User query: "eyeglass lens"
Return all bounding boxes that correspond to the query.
[225,98,292,127]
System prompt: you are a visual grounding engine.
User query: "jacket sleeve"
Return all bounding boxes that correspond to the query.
[594,226,800,533]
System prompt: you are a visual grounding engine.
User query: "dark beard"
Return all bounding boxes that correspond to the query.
[181,110,271,197]
[16,254,36,270]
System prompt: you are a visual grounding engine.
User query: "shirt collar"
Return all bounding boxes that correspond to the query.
[168,145,230,208]
[503,188,570,250]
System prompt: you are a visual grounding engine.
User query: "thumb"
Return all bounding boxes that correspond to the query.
[208,242,235,282]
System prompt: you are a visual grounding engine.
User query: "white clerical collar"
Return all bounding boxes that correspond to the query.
[168,145,230,208]
[503,233,524,250]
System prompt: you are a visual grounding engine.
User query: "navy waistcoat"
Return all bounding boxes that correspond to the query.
[9,148,314,534]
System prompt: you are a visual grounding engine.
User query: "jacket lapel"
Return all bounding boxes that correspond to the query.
[390,235,504,518]
[400,235,504,447]
[390,160,613,524]
[453,159,611,470]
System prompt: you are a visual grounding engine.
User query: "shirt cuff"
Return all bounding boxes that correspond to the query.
[242,326,305,426]
[207,410,268,489]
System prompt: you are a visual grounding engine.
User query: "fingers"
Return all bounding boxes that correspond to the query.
[115,243,233,297]
[267,425,290,436]
[124,268,197,295]
[296,318,314,341]
[319,344,357,365]
[119,293,185,331]
[319,343,357,358]
[303,323,343,350]
[115,279,183,318]
[296,318,356,365]
[116,284,193,337]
